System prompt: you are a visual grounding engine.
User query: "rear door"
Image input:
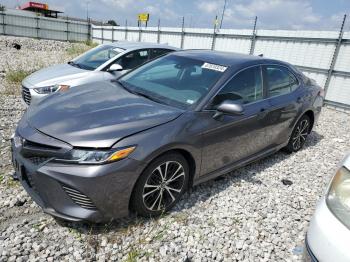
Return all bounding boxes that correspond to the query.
[263,65,303,146]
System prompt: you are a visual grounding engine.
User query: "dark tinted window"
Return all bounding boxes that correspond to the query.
[210,66,263,108]
[115,49,149,70]
[266,66,299,97]
[150,48,173,59]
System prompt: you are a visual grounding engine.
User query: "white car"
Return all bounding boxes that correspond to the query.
[305,153,350,261]
[21,42,178,105]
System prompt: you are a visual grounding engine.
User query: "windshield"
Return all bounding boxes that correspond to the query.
[72,45,123,70]
[118,55,227,109]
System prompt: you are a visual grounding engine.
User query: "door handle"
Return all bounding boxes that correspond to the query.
[297,97,302,103]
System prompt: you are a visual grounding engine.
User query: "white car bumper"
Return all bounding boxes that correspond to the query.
[306,196,350,262]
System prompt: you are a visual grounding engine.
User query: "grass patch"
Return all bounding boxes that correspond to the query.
[84,40,98,48]
[5,69,33,84]
[66,41,97,57]
[125,249,140,262]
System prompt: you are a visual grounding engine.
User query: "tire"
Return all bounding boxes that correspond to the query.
[284,115,311,153]
[131,153,189,217]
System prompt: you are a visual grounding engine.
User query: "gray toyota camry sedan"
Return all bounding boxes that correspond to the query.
[12,50,324,222]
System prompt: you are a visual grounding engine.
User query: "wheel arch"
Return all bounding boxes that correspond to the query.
[128,147,198,211]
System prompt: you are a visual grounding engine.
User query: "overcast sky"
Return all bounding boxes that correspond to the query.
[1,0,350,30]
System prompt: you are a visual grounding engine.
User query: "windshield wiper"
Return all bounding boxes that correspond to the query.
[117,80,166,105]
[68,61,81,69]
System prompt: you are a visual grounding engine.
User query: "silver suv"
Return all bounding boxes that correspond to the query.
[21,42,178,105]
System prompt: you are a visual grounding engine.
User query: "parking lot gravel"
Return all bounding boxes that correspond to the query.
[1,36,350,262]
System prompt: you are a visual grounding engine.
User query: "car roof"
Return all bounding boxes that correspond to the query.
[172,49,288,68]
[103,41,179,51]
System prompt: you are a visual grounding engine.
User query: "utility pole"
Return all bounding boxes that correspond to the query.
[86,0,90,21]
[219,0,227,29]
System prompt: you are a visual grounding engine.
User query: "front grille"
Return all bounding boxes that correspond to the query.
[22,86,31,105]
[62,185,97,210]
[28,157,51,166]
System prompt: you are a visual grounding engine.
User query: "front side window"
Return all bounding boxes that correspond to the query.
[118,55,226,109]
[210,66,263,108]
[115,49,150,70]
[266,66,299,97]
[73,45,123,70]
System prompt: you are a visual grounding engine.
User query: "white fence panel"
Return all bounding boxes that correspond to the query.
[159,32,181,48]
[334,44,350,72]
[113,29,126,41]
[326,76,350,105]
[254,40,335,70]
[214,37,251,54]
[141,31,158,43]
[183,34,212,49]
[0,10,89,41]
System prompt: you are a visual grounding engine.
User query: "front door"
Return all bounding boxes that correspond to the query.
[199,65,272,175]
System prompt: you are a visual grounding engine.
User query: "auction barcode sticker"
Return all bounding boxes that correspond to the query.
[202,62,227,72]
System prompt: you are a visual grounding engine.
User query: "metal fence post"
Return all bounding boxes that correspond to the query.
[111,26,114,42]
[249,16,257,55]
[36,16,40,39]
[157,19,161,43]
[211,15,218,50]
[324,14,347,95]
[125,19,128,40]
[1,10,5,35]
[87,18,91,42]
[101,21,104,43]
[138,25,142,42]
[180,17,185,49]
[66,16,69,41]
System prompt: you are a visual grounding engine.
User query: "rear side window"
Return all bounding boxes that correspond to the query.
[150,49,173,59]
[115,49,150,70]
[210,65,263,108]
[265,66,299,97]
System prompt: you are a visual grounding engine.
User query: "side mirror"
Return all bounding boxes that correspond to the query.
[213,100,244,119]
[108,64,123,72]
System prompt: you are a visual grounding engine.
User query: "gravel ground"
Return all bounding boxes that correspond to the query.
[1,36,350,262]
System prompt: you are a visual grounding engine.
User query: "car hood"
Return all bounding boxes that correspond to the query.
[23,63,91,87]
[25,81,183,148]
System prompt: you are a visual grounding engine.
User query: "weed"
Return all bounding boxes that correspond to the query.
[5,69,33,84]
[68,227,83,241]
[66,42,96,57]
[84,39,98,47]
[125,249,140,262]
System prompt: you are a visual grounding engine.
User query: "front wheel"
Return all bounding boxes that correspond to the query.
[131,153,189,217]
[284,115,311,153]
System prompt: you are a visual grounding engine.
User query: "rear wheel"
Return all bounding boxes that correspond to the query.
[284,115,311,153]
[131,153,189,217]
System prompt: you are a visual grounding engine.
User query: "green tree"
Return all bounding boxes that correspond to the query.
[107,20,118,26]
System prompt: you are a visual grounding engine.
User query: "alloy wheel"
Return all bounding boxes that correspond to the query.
[142,161,185,211]
[292,119,309,151]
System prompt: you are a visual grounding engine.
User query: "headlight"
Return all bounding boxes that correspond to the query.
[55,146,136,164]
[34,84,70,94]
[326,166,350,228]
